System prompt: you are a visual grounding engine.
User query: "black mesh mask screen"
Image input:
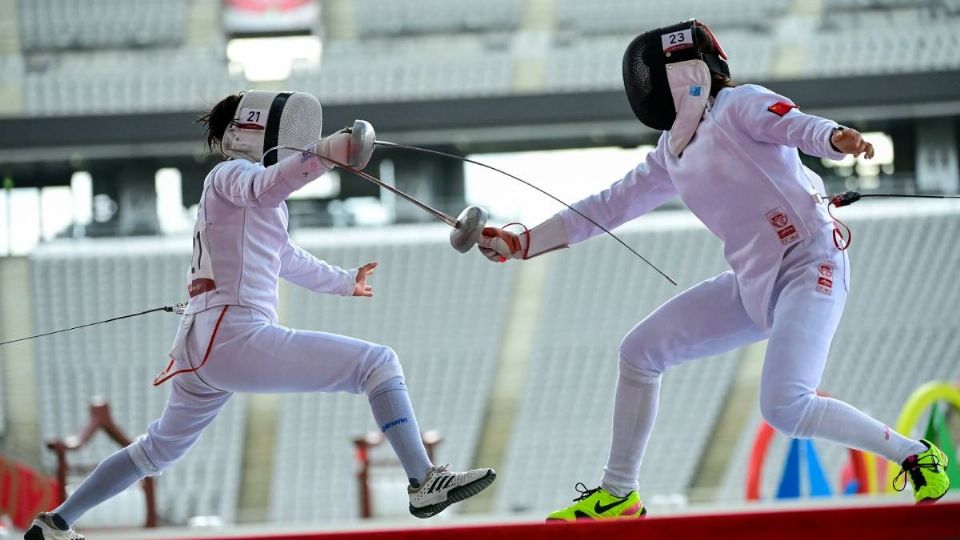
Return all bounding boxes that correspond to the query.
[622,20,730,131]
[623,30,676,131]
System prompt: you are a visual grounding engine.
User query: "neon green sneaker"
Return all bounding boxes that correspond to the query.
[894,439,950,503]
[546,483,646,521]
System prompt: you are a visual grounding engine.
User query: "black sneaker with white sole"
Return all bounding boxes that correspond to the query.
[24,513,84,540]
[408,465,496,518]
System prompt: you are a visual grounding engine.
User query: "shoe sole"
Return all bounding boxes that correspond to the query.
[409,469,496,519]
[23,523,84,540]
[545,506,647,522]
[919,488,949,504]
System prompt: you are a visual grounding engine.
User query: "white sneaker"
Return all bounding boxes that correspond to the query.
[24,513,84,540]
[408,465,496,518]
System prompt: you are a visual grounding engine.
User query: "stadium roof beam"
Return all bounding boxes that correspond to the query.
[0,72,958,165]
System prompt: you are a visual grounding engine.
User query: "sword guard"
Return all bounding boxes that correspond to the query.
[347,120,375,169]
[450,206,488,253]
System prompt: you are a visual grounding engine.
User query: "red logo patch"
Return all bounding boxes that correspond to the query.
[817,262,834,295]
[765,208,799,245]
[767,101,797,117]
[778,225,797,241]
[768,210,789,229]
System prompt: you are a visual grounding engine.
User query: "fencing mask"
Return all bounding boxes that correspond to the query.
[221,90,323,166]
[623,20,729,157]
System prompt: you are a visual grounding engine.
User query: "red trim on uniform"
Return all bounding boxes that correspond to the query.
[502,222,531,260]
[153,306,229,387]
[827,202,853,250]
[767,101,797,117]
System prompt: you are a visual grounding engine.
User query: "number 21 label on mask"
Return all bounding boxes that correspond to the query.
[236,108,268,131]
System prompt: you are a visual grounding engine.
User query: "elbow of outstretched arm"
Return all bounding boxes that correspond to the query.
[774,114,846,161]
[215,154,331,207]
[214,168,291,208]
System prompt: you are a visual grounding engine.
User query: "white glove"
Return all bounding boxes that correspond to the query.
[311,120,375,170]
[477,226,528,262]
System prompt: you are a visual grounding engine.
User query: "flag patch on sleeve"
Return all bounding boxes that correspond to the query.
[767,101,797,117]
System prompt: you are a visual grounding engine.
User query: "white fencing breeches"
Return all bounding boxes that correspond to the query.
[127,306,403,475]
[601,232,846,496]
[605,230,923,496]
[618,231,848,436]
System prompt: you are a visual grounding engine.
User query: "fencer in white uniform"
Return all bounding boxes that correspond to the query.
[479,21,947,518]
[27,91,495,540]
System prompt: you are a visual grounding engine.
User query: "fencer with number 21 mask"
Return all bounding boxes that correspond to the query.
[24,91,496,540]
[479,20,948,521]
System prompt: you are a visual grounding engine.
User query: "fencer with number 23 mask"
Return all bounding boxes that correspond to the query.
[478,19,946,522]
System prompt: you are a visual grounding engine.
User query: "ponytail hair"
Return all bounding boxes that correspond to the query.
[197,94,242,153]
[694,23,736,97]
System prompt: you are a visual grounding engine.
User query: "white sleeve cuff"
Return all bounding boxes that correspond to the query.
[338,268,359,296]
[821,124,848,162]
[526,214,570,258]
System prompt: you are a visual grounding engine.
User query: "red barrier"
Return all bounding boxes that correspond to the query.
[0,454,59,529]
[190,502,960,540]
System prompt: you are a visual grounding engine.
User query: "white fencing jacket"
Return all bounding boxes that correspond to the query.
[541,84,846,329]
[184,154,356,322]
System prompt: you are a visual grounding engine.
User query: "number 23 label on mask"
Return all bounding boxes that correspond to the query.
[662,29,694,53]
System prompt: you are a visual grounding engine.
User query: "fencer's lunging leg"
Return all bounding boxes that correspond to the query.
[367,373,434,486]
[602,272,766,497]
[192,313,433,485]
[759,261,925,463]
[53,449,143,527]
[53,376,232,528]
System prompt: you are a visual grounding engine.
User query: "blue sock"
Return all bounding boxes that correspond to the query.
[54,447,144,527]
[368,377,433,486]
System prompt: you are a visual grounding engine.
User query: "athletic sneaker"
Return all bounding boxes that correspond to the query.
[408,464,496,518]
[895,439,950,503]
[23,513,84,540]
[546,483,646,521]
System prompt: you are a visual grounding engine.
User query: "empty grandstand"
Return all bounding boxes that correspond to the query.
[0,1,957,538]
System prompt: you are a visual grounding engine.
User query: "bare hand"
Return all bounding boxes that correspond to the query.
[831,128,875,159]
[353,261,377,297]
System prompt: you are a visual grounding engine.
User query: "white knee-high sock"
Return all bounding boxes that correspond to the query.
[601,372,661,497]
[797,396,926,463]
[368,377,433,486]
[53,447,144,527]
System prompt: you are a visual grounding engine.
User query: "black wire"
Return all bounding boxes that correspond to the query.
[830,191,960,208]
[0,305,180,347]
[859,193,960,200]
[375,140,678,286]
[261,145,460,227]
